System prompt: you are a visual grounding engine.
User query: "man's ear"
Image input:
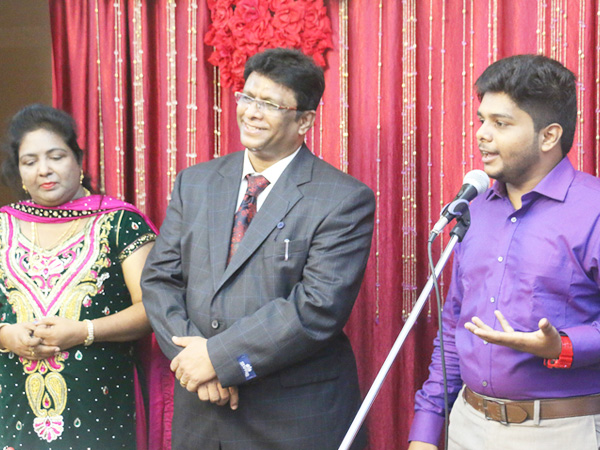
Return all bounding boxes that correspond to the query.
[540,123,563,153]
[298,110,316,136]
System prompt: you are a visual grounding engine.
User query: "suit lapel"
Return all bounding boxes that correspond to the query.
[217,145,314,291]
[208,152,244,290]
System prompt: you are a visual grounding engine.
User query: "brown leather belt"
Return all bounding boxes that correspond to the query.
[463,386,600,424]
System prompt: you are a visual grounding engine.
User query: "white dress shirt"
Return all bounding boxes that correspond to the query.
[235,147,302,212]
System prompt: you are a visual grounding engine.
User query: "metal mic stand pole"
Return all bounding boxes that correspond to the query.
[338,221,468,450]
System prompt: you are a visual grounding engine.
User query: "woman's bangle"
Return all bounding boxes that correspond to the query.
[83,319,95,346]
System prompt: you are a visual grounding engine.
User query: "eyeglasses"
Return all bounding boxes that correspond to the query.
[234,92,298,113]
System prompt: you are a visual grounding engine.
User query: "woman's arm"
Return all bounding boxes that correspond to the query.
[34,242,154,351]
[92,241,154,341]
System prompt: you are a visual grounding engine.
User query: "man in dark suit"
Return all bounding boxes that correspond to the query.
[141,48,375,449]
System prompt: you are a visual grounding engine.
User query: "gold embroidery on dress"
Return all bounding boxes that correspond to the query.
[118,232,157,262]
[23,358,68,442]
[0,212,115,442]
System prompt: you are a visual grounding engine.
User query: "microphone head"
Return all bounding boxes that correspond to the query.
[463,170,490,195]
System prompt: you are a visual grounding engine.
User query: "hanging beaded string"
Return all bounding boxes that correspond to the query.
[550,2,583,169]
[487,0,495,65]
[94,0,106,194]
[467,1,476,173]
[577,0,586,172]
[372,0,382,323]
[550,0,565,62]
[487,0,493,65]
[318,99,324,160]
[537,0,547,54]
[410,0,417,314]
[306,115,314,158]
[166,0,178,200]
[562,0,568,63]
[213,65,222,160]
[318,51,325,160]
[437,0,447,295]
[401,0,417,319]
[461,2,468,175]
[461,1,476,174]
[317,46,325,158]
[186,1,199,168]
[339,0,349,172]
[425,0,434,317]
[550,0,556,58]
[492,0,498,61]
[132,0,147,212]
[113,0,125,199]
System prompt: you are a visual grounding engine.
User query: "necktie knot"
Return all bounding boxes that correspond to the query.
[246,174,269,197]
[228,174,270,263]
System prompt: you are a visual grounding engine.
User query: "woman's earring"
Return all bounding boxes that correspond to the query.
[80,170,84,184]
[22,184,28,194]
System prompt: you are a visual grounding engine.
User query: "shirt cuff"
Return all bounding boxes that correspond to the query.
[408,410,445,446]
[561,324,600,369]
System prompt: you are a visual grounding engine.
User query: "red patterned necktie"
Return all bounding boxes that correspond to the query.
[228,174,270,262]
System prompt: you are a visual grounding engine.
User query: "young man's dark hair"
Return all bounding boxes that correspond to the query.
[244,48,325,112]
[475,54,577,156]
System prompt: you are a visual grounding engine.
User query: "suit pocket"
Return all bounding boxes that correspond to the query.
[279,351,341,387]
[263,238,310,262]
[261,238,310,295]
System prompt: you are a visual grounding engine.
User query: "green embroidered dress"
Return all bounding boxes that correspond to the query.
[0,209,156,449]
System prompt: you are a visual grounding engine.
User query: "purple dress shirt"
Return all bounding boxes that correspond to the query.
[410,157,600,445]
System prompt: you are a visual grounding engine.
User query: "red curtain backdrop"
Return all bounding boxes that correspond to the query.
[49,1,600,449]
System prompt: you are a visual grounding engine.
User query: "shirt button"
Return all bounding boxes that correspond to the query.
[497,256,503,262]
[490,297,495,303]
[482,380,488,387]
[511,217,517,223]
[211,320,220,330]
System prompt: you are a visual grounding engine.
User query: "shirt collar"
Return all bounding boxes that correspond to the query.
[242,146,302,185]
[486,157,575,202]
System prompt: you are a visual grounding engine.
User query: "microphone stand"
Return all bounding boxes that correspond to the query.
[338,212,472,450]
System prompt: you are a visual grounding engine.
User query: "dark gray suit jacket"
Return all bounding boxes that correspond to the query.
[142,145,375,449]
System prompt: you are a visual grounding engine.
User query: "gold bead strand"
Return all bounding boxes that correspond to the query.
[132,0,147,212]
[94,0,106,194]
[166,0,178,200]
[186,0,199,168]
[113,0,125,199]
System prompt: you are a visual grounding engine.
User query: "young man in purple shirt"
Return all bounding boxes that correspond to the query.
[409,55,600,449]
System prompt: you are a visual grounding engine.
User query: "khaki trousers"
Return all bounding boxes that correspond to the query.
[448,386,600,450]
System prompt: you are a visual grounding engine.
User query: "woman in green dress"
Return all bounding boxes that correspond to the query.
[0,104,157,449]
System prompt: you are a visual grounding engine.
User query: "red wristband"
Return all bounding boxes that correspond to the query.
[544,334,573,369]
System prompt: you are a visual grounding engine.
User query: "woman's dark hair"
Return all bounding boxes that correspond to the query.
[475,54,577,156]
[244,48,325,112]
[1,104,91,197]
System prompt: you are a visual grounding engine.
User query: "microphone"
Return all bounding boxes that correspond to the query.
[429,169,490,241]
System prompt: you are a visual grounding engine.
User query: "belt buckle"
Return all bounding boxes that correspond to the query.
[482,398,508,425]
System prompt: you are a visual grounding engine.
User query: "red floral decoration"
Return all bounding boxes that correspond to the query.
[205,0,333,91]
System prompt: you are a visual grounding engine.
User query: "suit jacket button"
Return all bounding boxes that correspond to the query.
[211,320,220,329]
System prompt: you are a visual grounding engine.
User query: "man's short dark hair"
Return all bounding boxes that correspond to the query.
[475,54,577,156]
[244,48,325,112]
